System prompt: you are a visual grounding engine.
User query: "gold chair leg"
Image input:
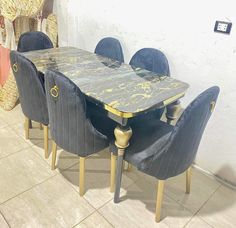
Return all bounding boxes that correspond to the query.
[39,123,43,130]
[186,166,192,194]
[155,180,165,223]
[43,125,49,159]
[25,117,30,139]
[127,163,132,172]
[79,157,85,196]
[51,141,57,170]
[110,153,117,193]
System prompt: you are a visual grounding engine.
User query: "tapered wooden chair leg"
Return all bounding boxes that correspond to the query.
[25,117,30,139]
[186,166,192,194]
[79,157,85,196]
[51,141,57,170]
[110,153,117,193]
[155,180,165,223]
[43,125,49,159]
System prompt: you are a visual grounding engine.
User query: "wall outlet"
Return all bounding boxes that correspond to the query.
[214,21,232,34]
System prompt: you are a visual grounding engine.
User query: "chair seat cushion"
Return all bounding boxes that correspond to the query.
[110,120,173,170]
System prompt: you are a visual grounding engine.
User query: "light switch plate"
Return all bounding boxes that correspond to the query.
[214,21,232,34]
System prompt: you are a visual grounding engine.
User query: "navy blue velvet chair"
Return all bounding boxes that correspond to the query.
[14,31,53,158]
[45,70,116,196]
[17,31,53,52]
[110,86,220,222]
[95,37,124,63]
[129,48,170,121]
[130,48,170,76]
[10,51,49,159]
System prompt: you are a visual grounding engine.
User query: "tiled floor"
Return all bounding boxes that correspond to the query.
[0,104,236,228]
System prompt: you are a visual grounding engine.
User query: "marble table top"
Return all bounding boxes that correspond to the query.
[22,47,189,118]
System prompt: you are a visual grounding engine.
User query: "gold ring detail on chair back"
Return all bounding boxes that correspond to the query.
[13,63,18,72]
[50,85,59,98]
[210,101,216,113]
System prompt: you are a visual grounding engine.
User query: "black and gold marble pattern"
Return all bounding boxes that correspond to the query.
[22,47,189,118]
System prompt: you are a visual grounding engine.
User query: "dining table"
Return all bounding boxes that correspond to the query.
[21,46,189,202]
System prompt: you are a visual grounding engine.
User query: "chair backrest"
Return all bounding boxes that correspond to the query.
[10,51,49,125]
[45,70,108,156]
[95,37,124,63]
[129,48,170,76]
[149,86,220,180]
[129,48,170,118]
[17,31,53,52]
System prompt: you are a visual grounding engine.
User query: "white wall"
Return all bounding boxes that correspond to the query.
[54,0,236,185]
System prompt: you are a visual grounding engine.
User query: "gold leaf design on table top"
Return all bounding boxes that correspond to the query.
[131,94,151,99]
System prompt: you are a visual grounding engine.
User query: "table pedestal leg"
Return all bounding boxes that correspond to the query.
[166,100,182,125]
[114,126,132,203]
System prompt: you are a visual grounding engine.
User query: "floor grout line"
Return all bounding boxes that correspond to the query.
[183,215,214,228]
[61,161,140,227]
[71,210,98,228]
[190,184,222,227]
[0,116,232,227]
[119,172,196,227]
[182,183,222,228]
[56,174,100,227]
[6,118,48,144]
[97,210,115,228]
[0,144,32,161]
[0,171,59,206]
[0,210,11,228]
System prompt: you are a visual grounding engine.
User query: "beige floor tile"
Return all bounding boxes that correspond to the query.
[197,185,236,228]
[99,179,193,228]
[61,150,140,209]
[185,216,213,228]
[0,116,8,129]
[32,141,80,171]
[158,167,221,214]
[0,213,9,228]
[0,147,54,203]
[0,175,95,228]
[74,212,113,228]
[10,121,46,146]
[0,126,31,158]
[0,104,24,126]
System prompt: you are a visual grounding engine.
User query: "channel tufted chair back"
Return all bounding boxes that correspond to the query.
[110,86,220,222]
[17,31,53,52]
[95,37,124,63]
[148,86,220,180]
[45,70,108,157]
[129,48,170,76]
[10,51,49,125]
[45,70,110,196]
